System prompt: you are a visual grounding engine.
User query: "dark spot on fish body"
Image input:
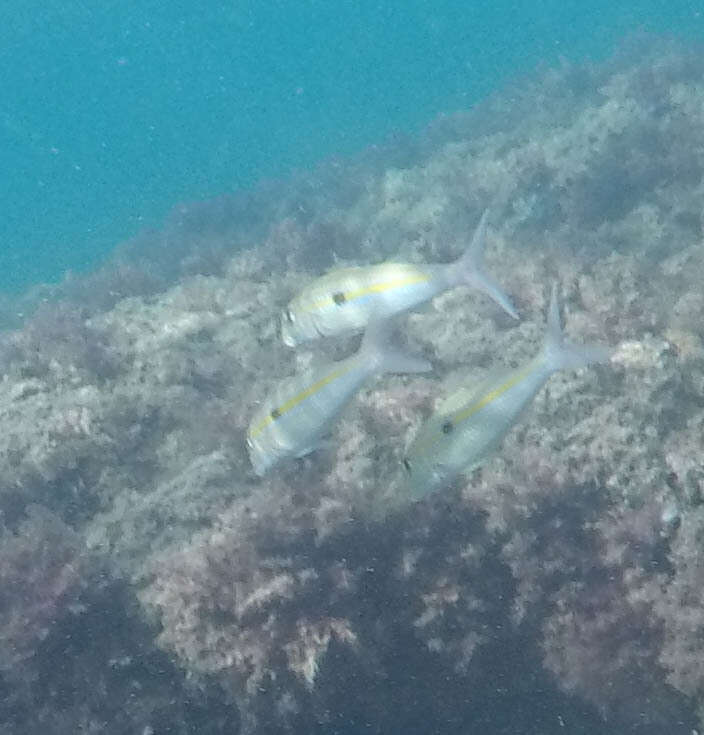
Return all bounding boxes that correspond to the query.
[270,408,282,420]
[332,291,346,305]
[441,420,454,434]
[403,457,412,473]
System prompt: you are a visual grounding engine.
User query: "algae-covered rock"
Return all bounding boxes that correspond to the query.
[3,40,704,734]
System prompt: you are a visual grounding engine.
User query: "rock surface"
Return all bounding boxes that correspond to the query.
[1,40,704,734]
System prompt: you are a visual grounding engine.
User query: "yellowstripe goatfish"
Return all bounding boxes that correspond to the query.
[402,285,611,500]
[281,210,518,347]
[247,320,431,476]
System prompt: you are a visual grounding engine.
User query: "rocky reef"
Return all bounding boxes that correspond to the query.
[2,38,704,734]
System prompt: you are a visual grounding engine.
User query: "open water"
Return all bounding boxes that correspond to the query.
[1,0,701,294]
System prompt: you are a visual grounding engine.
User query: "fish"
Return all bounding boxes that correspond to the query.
[246,319,431,476]
[280,209,518,347]
[401,284,611,500]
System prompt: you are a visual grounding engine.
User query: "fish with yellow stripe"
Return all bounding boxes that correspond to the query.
[247,319,431,476]
[402,285,611,500]
[281,210,518,347]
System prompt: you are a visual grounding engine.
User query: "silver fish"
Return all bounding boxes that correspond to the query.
[281,210,518,347]
[402,285,611,500]
[247,319,431,476]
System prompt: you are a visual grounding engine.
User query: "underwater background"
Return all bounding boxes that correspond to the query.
[4,3,704,735]
[2,0,702,295]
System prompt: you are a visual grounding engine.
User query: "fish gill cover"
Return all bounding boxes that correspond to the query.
[2,37,704,735]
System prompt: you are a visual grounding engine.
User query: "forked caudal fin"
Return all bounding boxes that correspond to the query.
[454,209,519,320]
[359,318,432,375]
[543,283,612,372]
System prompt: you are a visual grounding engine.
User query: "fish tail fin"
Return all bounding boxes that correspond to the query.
[360,318,432,375]
[454,209,519,320]
[543,283,612,372]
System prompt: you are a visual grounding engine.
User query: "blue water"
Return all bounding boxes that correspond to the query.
[1,0,701,294]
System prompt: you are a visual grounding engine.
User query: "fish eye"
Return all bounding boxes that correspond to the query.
[402,457,412,474]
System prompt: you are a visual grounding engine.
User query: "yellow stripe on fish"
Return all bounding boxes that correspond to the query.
[451,365,534,426]
[295,270,432,314]
[280,210,518,346]
[402,285,611,501]
[247,317,431,476]
[408,363,536,461]
[248,362,357,440]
